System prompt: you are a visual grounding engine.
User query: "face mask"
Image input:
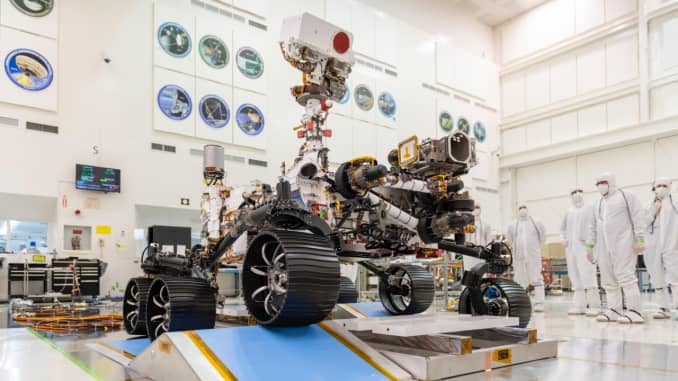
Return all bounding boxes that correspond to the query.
[597,184,609,196]
[656,187,669,199]
[572,193,583,203]
[472,209,480,217]
[518,209,528,218]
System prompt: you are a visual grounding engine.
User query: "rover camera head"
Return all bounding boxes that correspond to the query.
[394,132,478,178]
[280,13,355,102]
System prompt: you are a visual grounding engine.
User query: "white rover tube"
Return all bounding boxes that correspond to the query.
[366,192,419,230]
[384,179,430,193]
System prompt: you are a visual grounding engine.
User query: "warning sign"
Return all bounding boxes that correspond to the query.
[397,136,418,167]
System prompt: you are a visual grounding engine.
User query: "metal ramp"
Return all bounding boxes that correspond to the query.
[337,301,408,318]
[338,314,557,379]
[92,323,410,380]
[90,303,558,380]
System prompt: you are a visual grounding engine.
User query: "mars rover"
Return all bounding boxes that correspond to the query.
[123,13,531,341]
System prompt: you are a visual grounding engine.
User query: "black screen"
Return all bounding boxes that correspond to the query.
[75,164,121,193]
[147,225,192,255]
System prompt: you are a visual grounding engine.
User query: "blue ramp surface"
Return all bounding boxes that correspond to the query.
[105,338,150,357]
[348,302,392,317]
[196,325,390,380]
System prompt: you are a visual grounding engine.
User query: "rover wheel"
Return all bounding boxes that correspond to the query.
[123,277,152,335]
[337,276,358,304]
[458,278,531,328]
[242,230,340,326]
[379,265,434,315]
[145,277,216,341]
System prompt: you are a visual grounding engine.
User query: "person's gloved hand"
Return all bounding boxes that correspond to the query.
[655,199,662,213]
[562,240,568,247]
[586,244,595,263]
[633,237,645,254]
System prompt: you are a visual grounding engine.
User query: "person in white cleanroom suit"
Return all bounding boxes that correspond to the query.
[464,204,494,271]
[645,177,678,319]
[560,189,601,316]
[586,172,646,323]
[507,205,546,312]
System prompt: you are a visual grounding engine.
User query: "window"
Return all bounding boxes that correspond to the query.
[0,221,7,252]
[0,220,49,253]
[191,232,202,248]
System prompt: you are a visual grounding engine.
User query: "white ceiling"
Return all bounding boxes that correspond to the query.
[360,0,548,28]
[456,0,549,26]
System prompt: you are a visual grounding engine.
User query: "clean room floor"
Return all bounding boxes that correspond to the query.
[1,293,678,380]
[455,292,678,380]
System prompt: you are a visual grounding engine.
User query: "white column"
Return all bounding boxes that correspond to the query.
[638,0,650,122]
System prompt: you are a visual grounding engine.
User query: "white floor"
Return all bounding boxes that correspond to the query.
[1,293,678,380]
[455,292,678,380]
[0,328,96,381]
[531,292,678,346]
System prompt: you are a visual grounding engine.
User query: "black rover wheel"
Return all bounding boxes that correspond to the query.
[337,276,358,304]
[123,277,152,335]
[379,265,434,315]
[458,278,531,328]
[242,230,340,326]
[145,277,216,341]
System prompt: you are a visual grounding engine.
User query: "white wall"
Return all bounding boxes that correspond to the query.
[501,93,640,155]
[513,138,676,241]
[0,0,500,292]
[500,29,639,119]
[497,0,678,239]
[499,0,637,64]
[649,7,678,119]
[358,0,495,62]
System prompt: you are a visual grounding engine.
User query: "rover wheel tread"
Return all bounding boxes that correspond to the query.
[379,264,435,315]
[337,276,358,304]
[145,277,216,341]
[123,277,152,335]
[242,230,340,326]
[458,278,531,328]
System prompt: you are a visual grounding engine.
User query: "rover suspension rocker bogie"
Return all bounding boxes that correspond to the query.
[439,238,532,327]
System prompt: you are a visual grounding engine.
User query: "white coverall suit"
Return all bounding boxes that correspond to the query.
[645,177,678,315]
[508,214,546,308]
[588,175,645,323]
[464,213,493,271]
[560,201,601,315]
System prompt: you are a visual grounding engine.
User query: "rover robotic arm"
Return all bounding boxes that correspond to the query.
[332,132,479,251]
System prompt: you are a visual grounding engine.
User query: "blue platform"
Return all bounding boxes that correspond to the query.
[105,326,390,380]
[194,325,389,380]
[346,302,392,318]
[102,303,396,380]
[104,302,390,357]
[105,337,150,357]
